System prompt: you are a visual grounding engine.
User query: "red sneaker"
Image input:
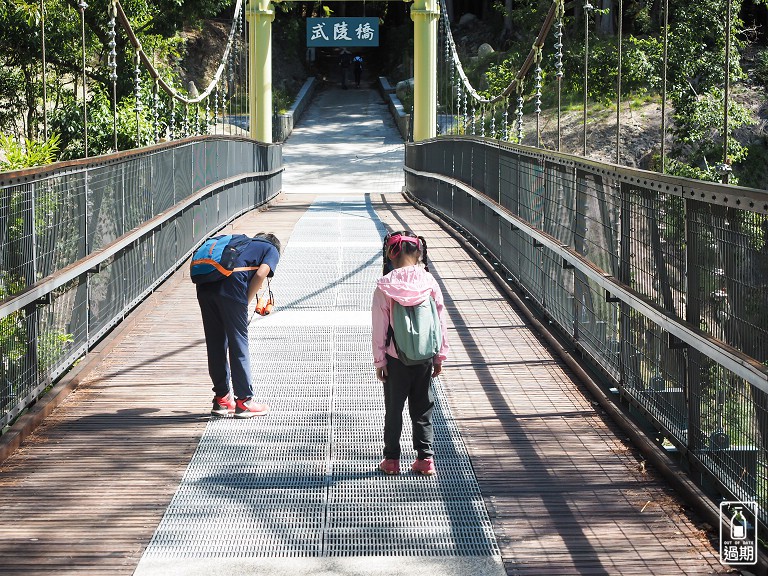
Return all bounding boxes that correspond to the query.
[378,458,400,475]
[234,398,270,418]
[211,394,235,417]
[411,458,436,476]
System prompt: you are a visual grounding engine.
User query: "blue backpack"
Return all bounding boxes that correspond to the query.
[190,235,258,284]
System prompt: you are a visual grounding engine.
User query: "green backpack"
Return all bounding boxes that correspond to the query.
[388,297,442,366]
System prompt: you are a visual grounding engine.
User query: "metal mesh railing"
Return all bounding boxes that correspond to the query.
[405,136,768,527]
[0,137,282,430]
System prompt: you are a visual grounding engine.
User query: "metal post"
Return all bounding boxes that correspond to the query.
[618,182,631,391]
[412,0,440,141]
[685,200,703,452]
[246,0,275,143]
[23,183,40,395]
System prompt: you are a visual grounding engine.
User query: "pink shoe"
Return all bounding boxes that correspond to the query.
[234,398,270,418]
[211,394,235,417]
[378,459,400,475]
[411,458,436,475]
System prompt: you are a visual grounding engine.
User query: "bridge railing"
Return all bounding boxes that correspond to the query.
[0,137,282,430]
[405,136,768,526]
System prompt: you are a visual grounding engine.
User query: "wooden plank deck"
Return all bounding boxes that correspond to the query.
[371,195,726,576]
[0,192,727,575]
[0,194,314,575]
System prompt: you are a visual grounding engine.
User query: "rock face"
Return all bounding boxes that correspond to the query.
[396,78,415,102]
[458,13,477,27]
[478,43,494,58]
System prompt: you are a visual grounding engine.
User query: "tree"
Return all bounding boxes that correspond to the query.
[0,0,233,154]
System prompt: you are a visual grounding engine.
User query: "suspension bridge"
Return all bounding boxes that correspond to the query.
[1,1,767,574]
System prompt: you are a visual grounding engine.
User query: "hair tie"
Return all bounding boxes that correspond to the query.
[385,234,421,250]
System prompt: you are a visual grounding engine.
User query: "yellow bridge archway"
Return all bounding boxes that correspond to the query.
[247,0,439,142]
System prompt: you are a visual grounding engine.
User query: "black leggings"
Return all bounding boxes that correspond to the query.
[382,354,434,460]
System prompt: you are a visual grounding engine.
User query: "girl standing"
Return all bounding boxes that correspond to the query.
[371,231,449,475]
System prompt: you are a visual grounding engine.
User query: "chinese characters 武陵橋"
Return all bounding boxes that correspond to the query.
[307,17,379,47]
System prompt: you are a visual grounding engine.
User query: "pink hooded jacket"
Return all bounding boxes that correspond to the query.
[372,264,449,368]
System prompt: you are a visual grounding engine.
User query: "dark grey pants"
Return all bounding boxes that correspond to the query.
[196,291,253,400]
[382,354,434,460]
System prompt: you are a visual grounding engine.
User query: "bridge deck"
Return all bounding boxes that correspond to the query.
[0,87,725,575]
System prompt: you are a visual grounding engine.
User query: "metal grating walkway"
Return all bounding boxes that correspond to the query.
[134,197,505,575]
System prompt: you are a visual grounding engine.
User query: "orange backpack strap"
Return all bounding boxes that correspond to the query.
[190,258,259,277]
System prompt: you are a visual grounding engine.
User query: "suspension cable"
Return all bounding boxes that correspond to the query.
[112,0,243,106]
[439,0,561,106]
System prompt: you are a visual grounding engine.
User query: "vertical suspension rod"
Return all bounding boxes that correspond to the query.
[79,0,89,157]
[583,1,592,157]
[722,0,732,184]
[40,0,48,141]
[616,0,623,165]
[660,0,669,173]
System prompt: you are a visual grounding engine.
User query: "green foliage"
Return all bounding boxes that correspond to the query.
[622,36,663,93]
[274,89,294,115]
[479,49,526,98]
[667,87,754,183]
[755,48,768,90]
[625,0,653,35]
[476,0,765,185]
[0,0,226,150]
[493,0,552,38]
[735,143,768,190]
[37,329,75,374]
[0,127,72,407]
[482,34,662,107]
[0,132,60,170]
[48,83,166,158]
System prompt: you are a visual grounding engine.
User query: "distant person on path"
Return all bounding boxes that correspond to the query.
[196,233,281,418]
[372,231,449,476]
[353,55,364,88]
[338,48,352,89]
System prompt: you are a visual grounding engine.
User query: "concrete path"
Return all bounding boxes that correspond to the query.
[134,86,506,576]
[282,87,404,196]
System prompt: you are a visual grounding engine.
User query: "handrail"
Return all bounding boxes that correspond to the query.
[0,135,263,184]
[0,136,282,431]
[405,136,768,525]
[404,163,768,394]
[435,135,768,213]
[0,169,282,318]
